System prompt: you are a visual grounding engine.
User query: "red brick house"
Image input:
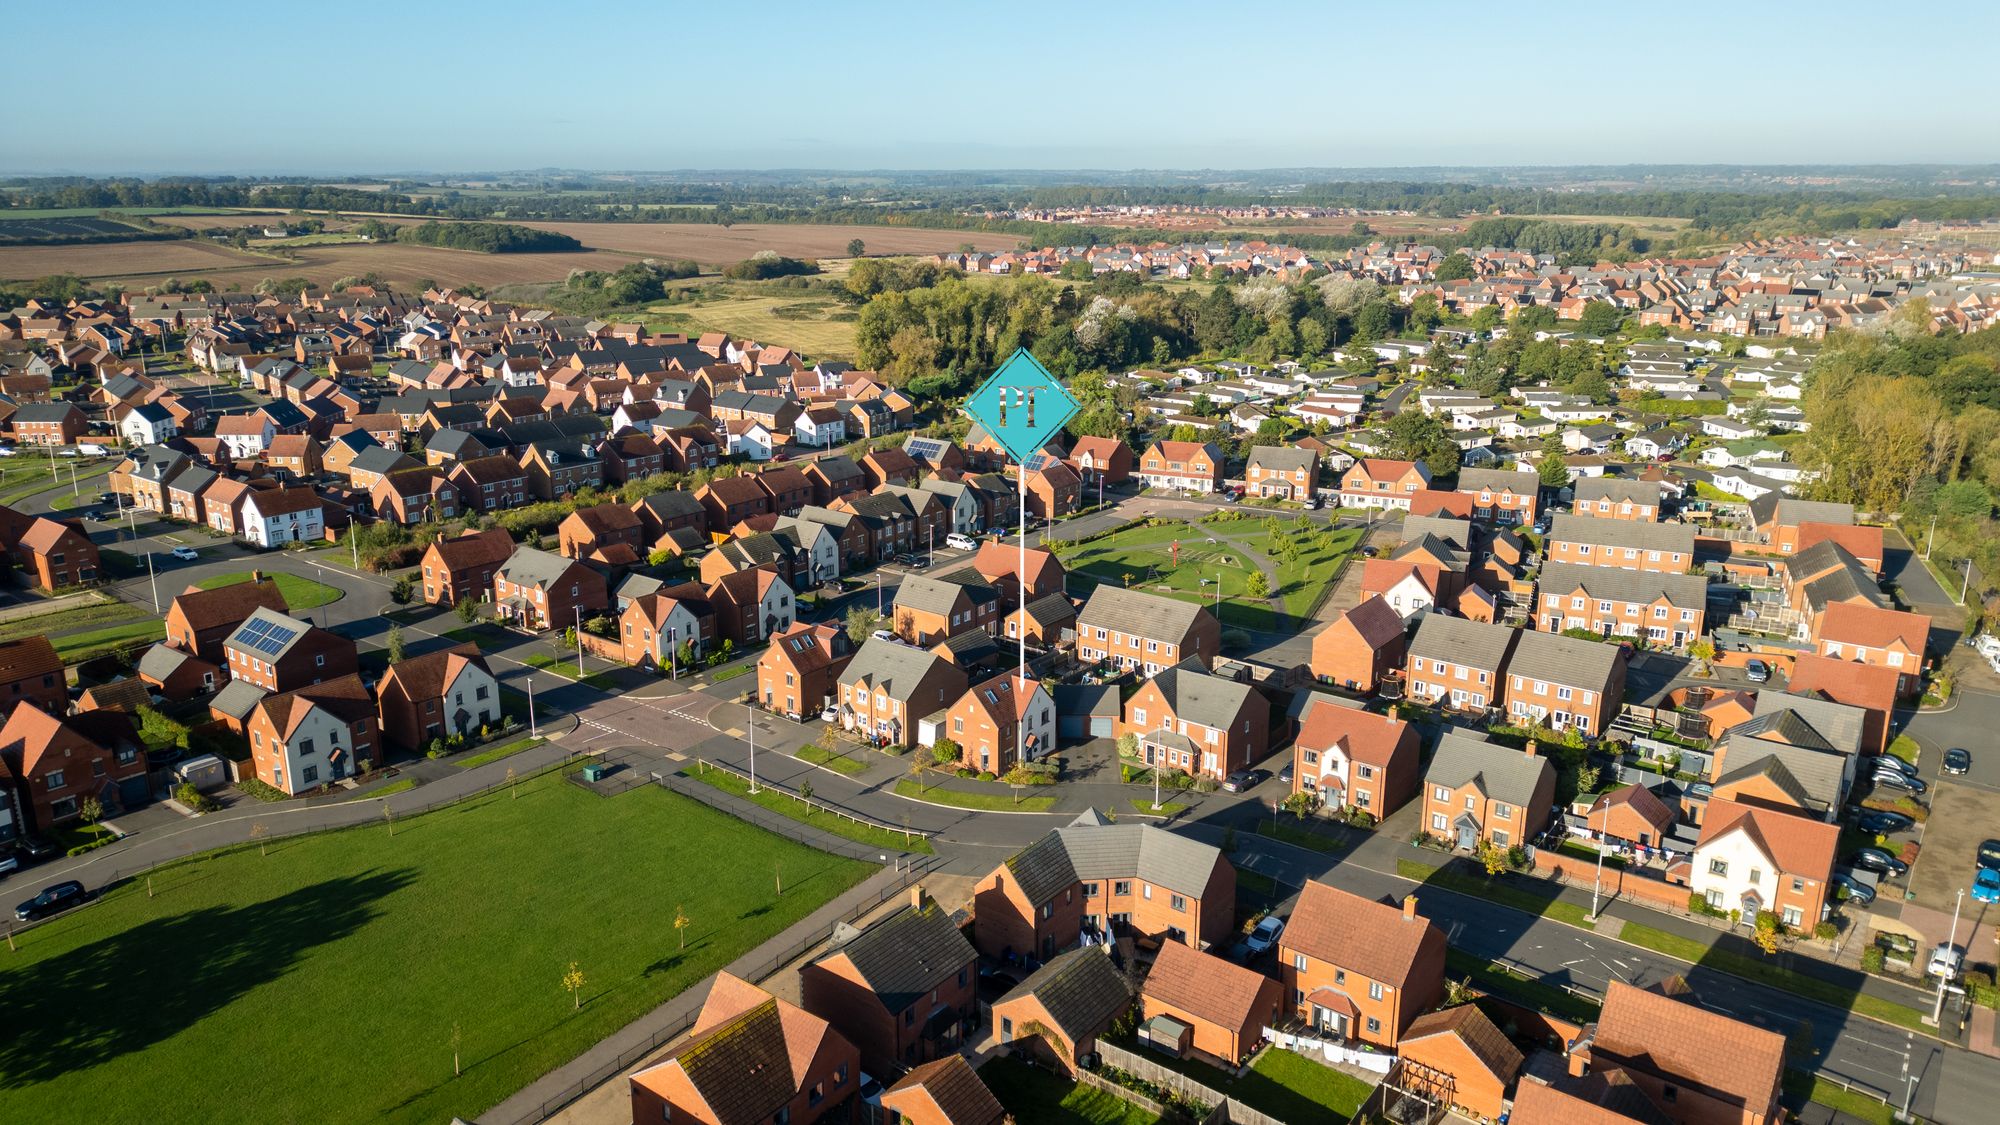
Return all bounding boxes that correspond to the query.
[799,889,978,1075]
[222,607,359,693]
[990,946,1134,1074]
[493,547,610,632]
[619,589,713,670]
[370,466,459,525]
[1455,467,1540,526]
[861,447,920,489]
[444,454,530,514]
[1245,446,1319,502]
[1307,594,1407,693]
[629,973,860,1125]
[375,644,502,752]
[1421,731,1557,852]
[0,702,147,829]
[412,528,509,607]
[245,674,378,795]
[695,475,771,536]
[1141,940,1284,1067]
[0,511,100,589]
[1066,435,1133,490]
[1278,882,1445,1048]
[558,502,646,561]
[1812,600,1930,697]
[756,622,853,720]
[705,567,794,646]
[164,576,290,664]
[1119,660,1269,782]
[1292,697,1420,820]
[1339,458,1433,512]
[1137,440,1223,493]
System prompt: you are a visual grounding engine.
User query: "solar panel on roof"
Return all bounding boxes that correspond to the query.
[1022,451,1055,473]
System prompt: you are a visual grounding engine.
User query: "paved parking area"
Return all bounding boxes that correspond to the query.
[1909,781,2000,914]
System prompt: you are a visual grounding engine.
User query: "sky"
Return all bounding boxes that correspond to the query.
[5,0,1997,175]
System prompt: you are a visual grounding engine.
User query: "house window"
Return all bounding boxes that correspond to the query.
[1791,877,1805,893]
[1170,894,1186,912]
[1114,880,1131,896]
[46,770,65,790]
[1709,859,1728,877]
[303,765,319,784]
[1369,981,1384,1001]
[1293,952,1307,973]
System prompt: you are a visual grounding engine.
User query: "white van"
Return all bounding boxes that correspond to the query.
[945,532,977,551]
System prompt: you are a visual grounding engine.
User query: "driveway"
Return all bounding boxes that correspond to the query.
[1906,782,2000,916]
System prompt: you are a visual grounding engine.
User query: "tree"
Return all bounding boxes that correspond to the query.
[910,752,930,794]
[391,575,415,606]
[673,905,691,950]
[1538,433,1570,488]
[387,624,405,665]
[845,606,886,644]
[455,597,480,625]
[1384,409,1459,472]
[80,796,104,840]
[1478,841,1509,877]
[1245,571,1270,598]
[845,238,866,258]
[1578,300,1623,337]
[1752,910,1784,955]
[562,961,586,1009]
[1435,252,1475,282]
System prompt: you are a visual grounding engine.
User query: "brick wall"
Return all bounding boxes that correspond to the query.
[1531,849,1690,911]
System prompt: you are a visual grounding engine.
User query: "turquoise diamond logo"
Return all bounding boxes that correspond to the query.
[964,349,1078,465]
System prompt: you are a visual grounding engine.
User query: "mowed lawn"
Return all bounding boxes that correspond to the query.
[0,772,870,1125]
[195,569,343,610]
[1065,518,1358,630]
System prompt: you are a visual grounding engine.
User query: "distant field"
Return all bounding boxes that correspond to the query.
[0,238,272,281]
[514,221,1020,265]
[643,290,858,357]
[0,216,146,241]
[0,206,231,220]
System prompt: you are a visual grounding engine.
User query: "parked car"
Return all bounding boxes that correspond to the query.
[0,853,17,878]
[1245,914,1286,955]
[1927,943,1964,980]
[1223,769,1267,793]
[870,629,896,643]
[819,705,838,723]
[1875,754,1918,778]
[14,880,86,922]
[170,546,199,561]
[945,533,977,551]
[1278,763,1295,786]
[1852,809,1915,836]
[1850,847,1908,877]
[1978,839,2000,871]
[1744,659,1771,683]
[1944,748,1972,775]
[1831,872,1876,906]
[1975,867,2000,905]
[1871,769,1926,794]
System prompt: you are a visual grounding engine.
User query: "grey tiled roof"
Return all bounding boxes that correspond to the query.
[496,546,576,589]
[1148,660,1257,731]
[1457,467,1538,493]
[1401,516,1470,549]
[1547,514,1695,555]
[996,945,1132,1044]
[896,574,973,618]
[839,637,950,702]
[1077,586,1211,644]
[1408,614,1518,672]
[1506,630,1624,690]
[1425,731,1553,808]
[209,678,268,720]
[818,902,975,1014]
[1750,691,1865,756]
[1574,477,1663,506]
[1247,446,1317,472]
[1537,561,1707,609]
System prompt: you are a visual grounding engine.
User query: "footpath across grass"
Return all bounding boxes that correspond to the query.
[1617,922,1930,1033]
[0,770,869,1125]
[195,570,343,610]
[689,766,933,854]
[1397,858,1596,930]
[894,777,1056,812]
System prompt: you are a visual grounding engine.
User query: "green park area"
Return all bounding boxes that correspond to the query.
[195,570,344,610]
[0,771,869,1125]
[1059,516,1359,630]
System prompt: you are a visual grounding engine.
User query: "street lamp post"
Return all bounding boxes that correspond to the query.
[1934,887,1965,1026]
[527,673,538,737]
[574,606,585,675]
[1590,794,1607,919]
[748,700,759,795]
[1961,558,1972,606]
[145,550,159,612]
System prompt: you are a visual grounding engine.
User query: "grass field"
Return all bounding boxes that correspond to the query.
[1784,1069,1894,1125]
[687,765,933,854]
[0,770,869,1124]
[978,1056,1159,1125]
[195,570,343,610]
[894,777,1057,812]
[1616,922,1929,1033]
[514,221,1019,266]
[0,600,145,645]
[1238,1047,1375,1120]
[0,458,116,507]
[644,290,858,358]
[523,653,618,690]
[794,743,869,775]
[1064,517,1357,631]
[53,619,164,662]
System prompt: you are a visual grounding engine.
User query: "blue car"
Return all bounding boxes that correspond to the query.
[1975,867,2000,905]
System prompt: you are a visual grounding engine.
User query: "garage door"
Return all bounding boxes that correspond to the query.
[1088,715,1114,738]
[1059,714,1086,740]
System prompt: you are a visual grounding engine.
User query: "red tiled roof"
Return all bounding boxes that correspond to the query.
[1591,981,1784,1117]
[1142,940,1278,1036]
[1402,1003,1523,1082]
[427,528,515,572]
[1785,653,1899,717]
[1818,601,1929,653]
[1282,880,1443,990]
[1694,797,1838,881]
[1296,699,1412,769]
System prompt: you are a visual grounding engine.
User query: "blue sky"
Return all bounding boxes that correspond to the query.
[5,1,1996,174]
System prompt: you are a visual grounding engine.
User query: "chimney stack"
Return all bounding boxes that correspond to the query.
[251,569,263,583]
[910,883,928,911]
[1522,742,1537,758]
[1402,894,1418,922]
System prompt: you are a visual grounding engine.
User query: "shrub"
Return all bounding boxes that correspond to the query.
[1861,946,1886,973]
[237,777,290,802]
[173,781,218,814]
[1191,777,1219,794]
[954,768,976,779]
[930,738,961,766]
[976,771,996,782]
[1814,920,1839,942]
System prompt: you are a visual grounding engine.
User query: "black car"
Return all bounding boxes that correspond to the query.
[1871,769,1927,794]
[15,880,86,922]
[1979,839,2000,871]
[1853,809,1915,835]
[1944,748,1972,776]
[1850,847,1909,877]
[1876,754,1919,778]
